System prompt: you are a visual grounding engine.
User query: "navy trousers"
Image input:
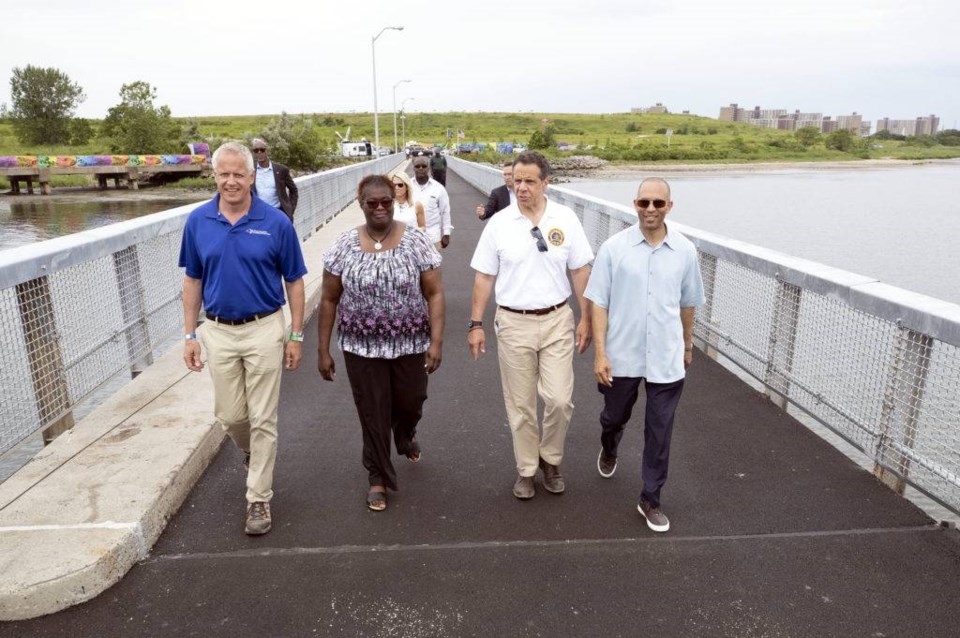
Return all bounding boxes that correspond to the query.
[599,377,685,508]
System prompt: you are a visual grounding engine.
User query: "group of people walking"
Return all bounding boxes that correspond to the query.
[179,142,703,537]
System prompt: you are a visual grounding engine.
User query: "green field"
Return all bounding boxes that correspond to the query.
[2,111,958,169]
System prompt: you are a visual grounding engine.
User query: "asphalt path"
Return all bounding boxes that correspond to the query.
[4,169,959,637]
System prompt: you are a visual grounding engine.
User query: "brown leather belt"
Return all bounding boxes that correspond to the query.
[499,302,565,316]
[205,308,280,326]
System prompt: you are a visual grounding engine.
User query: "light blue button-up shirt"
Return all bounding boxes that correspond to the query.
[255,163,280,208]
[585,222,705,383]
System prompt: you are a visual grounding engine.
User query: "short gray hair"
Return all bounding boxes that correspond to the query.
[212,141,254,173]
[251,137,268,149]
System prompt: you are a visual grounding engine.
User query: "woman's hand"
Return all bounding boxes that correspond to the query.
[424,343,442,375]
[318,350,336,381]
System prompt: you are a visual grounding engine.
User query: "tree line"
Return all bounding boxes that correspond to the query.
[1,65,335,171]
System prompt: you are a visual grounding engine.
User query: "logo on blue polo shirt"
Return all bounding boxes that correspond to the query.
[247,229,271,236]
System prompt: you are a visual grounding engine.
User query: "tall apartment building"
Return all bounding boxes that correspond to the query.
[836,112,863,134]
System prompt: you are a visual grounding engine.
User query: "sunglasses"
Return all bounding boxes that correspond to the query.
[393,182,406,188]
[364,198,394,210]
[252,148,267,153]
[530,227,548,253]
[635,198,668,209]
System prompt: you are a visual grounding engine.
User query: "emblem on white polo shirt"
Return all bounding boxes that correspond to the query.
[547,228,564,246]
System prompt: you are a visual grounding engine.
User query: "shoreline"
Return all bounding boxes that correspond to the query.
[566,157,960,181]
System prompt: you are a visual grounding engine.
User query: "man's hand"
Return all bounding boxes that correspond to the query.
[468,328,485,360]
[184,340,203,372]
[318,350,336,381]
[575,317,593,354]
[441,235,450,249]
[475,205,485,219]
[284,341,302,371]
[684,348,693,369]
[594,353,613,387]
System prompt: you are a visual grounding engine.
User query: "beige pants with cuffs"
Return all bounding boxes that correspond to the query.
[495,304,575,477]
[201,310,286,503]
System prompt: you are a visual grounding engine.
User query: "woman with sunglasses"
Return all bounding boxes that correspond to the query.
[318,174,445,511]
[391,171,426,232]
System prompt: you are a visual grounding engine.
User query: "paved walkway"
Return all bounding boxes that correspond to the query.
[3,169,959,636]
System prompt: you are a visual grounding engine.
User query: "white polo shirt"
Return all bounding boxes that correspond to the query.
[471,198,594,309]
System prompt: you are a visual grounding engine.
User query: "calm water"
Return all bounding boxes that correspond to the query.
[0,192,208,250]
[569,162,960,304]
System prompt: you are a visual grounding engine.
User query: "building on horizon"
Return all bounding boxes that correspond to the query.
[631,102,669,114]
[875,115,939,137]
[720,103,875,136]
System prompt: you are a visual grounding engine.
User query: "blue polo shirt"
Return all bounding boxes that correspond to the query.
[178,194,307,320]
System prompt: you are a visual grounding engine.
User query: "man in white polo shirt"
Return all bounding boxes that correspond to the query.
[468,151,593,500]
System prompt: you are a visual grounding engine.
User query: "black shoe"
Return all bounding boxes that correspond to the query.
[243,452,251,470]
[538,458,565,494]
[597,448,617,478]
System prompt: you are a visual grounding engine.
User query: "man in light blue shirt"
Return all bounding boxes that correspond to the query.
[251,138,298,222]
[585,177,704,533]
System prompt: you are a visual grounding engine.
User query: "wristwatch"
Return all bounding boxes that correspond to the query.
[467,320,483,331]
[288,331,304,342]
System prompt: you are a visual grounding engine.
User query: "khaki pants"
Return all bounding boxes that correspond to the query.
[495,304,575,477]
[201,311,285,503]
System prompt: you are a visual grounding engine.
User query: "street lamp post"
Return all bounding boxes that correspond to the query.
[392,79,411,153]
[400,97,414,150]
[372,26,404,154]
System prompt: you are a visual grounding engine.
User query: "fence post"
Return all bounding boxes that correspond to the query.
[873,327,933,494]
[698,253,720,360]
[113,246,154,378]
[764,278,802,410]
[16,276,75,443]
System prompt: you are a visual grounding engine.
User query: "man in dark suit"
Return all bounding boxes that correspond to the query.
[251,138,298,222]
[476,160,515,221]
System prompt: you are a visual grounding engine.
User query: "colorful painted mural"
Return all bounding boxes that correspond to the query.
[0,155,207,169]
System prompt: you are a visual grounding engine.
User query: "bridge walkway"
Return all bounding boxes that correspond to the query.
[3,168,959,636]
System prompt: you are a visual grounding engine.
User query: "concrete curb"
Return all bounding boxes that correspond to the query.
[0,164,396,620]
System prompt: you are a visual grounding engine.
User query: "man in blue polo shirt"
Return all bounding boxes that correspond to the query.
[586,177,704,534]
[179,141,306,536]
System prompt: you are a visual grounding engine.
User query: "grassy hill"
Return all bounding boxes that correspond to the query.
[2,111,958,172]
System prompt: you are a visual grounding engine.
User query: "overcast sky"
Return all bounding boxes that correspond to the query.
[2,0,958,130]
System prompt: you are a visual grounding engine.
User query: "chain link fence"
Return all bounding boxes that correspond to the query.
[0,153,404,459]
[450,157,960,516]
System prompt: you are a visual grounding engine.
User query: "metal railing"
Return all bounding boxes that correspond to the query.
[450,156,960,515]
[0,154,404,458]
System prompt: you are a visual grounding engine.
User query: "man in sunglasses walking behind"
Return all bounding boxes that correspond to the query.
[585,177,704,533]
[468,151,593,500]
[251,138,298,223]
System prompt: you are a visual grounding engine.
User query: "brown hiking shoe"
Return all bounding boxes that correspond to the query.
[638,500,670,533]
[538,458,565,494]
[512,475,535,500]
[245,502,272,535]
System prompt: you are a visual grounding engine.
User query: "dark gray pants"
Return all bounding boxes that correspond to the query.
[343,351,428,491]
[599,377,685,508]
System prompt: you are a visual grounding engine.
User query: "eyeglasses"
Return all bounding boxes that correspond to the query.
[252,148,267,153]
[363,198,394,210]
[393,182,406,188]
[413,164,428,169]
[635,198,668,210]
[530,227,548,253]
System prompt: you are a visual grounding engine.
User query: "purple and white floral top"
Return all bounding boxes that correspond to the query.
[324,225,442,359]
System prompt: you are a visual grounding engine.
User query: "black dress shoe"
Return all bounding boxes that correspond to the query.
[538,458,565,494]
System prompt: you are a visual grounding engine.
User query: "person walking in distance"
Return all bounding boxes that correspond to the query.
[586,177,704,533]
[475,161,515,221]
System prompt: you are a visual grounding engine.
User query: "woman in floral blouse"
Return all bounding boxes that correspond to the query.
[318,174,445,511]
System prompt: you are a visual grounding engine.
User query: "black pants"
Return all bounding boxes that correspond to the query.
[599,377,685,508]
[431,170,446,186]
[343,351,428,491]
